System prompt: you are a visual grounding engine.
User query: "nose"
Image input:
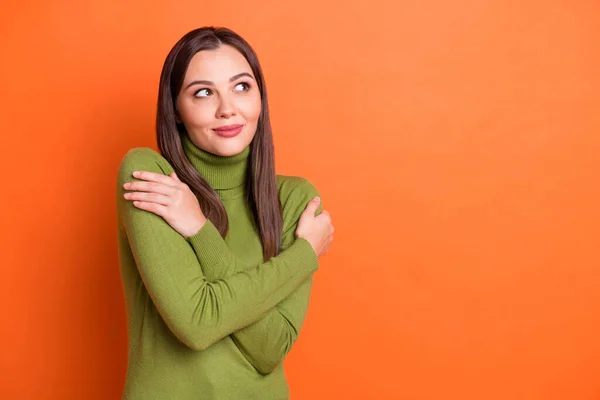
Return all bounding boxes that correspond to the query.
[216,94,237,119]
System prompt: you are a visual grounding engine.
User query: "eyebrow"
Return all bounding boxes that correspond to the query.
[184,72,254,89]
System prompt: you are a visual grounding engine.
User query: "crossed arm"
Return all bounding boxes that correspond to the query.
[117,150,320,373]
[185,180,322,374]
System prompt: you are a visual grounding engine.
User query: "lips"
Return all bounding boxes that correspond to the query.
[212,124,244,138]
[213,124,243,132]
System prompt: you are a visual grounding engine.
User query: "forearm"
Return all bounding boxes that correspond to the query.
[184,175,323,371]
[230,278,314,374]
[117,152,319,352]
[188,225,316,374]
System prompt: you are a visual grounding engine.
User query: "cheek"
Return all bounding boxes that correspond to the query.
[179,100,214,129]
[240,95,262,122]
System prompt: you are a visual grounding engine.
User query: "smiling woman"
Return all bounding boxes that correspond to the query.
[176,47,261,157]
[115,27,334,400]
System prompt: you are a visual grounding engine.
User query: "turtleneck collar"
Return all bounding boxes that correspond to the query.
[181,133,250,198]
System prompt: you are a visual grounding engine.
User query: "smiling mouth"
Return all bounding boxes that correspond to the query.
[212,124,244,138]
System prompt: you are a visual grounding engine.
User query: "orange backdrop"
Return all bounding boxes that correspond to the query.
[1,0,599,399]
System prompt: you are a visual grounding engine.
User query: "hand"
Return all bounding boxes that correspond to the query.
[295,197,334,257]
[123,170,207,238]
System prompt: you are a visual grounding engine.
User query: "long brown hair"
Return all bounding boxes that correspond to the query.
[156,27,282,260]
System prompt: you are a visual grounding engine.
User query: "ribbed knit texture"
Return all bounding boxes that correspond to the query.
[115,136,322,400]
[181,133,249,194]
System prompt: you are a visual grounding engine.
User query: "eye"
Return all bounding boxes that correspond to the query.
[194,88,212,98]
[234,82,251,92]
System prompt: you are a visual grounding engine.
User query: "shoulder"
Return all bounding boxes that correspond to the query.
[276,174,320,205]
[276,175,322,232]
[119,147,169,170]
[117,147,175,183]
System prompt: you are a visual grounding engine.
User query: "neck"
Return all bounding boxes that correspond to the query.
[181,133,250,197]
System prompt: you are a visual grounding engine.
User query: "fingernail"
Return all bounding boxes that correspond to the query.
[132,171,139,177]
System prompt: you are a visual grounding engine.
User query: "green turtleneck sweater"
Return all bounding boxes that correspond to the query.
[115,133,322,400]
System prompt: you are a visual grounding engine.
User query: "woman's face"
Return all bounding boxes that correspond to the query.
[176,45,261,157]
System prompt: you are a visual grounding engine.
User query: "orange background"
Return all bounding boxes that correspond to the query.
[1,0,599,399]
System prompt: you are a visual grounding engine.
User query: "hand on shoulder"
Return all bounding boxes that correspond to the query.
[118,148,207,238]
[295,196,334,258]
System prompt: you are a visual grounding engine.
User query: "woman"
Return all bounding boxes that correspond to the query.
[115,27,334,399]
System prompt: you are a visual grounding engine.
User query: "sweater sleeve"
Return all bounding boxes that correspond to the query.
[116,149,320,351]
[186,177,321,374]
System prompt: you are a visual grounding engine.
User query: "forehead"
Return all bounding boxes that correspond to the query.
[184,45,254,83]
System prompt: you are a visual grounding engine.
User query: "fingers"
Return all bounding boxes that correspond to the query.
[123,180,175,196]
[124,191,172,206]
[170,172,181,182]
[131,170,180,187]
[131,200,168,216]
[123,172,184,204]
[302,197,321,217]
[123,170,188,197]
[318,210,333,230]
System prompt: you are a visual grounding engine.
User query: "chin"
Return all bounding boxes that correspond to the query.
[211,138,251,157]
